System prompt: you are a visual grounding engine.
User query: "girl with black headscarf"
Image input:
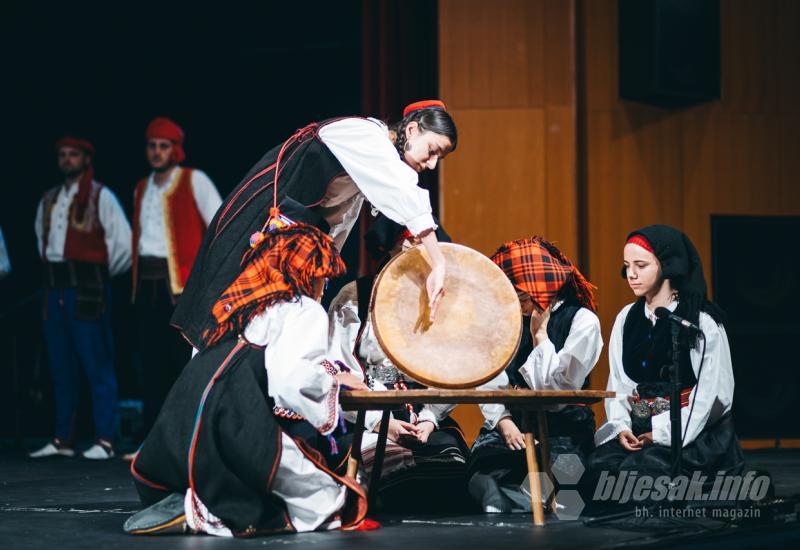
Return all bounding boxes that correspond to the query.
[591,225,744,481]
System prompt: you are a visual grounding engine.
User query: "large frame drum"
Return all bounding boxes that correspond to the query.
[370,243,521,388]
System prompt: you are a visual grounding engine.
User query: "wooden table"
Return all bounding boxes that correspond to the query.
[339,388,613,526]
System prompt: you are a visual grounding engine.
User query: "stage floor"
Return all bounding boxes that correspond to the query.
[2,443,799,549]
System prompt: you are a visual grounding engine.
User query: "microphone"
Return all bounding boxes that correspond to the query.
[654,307,702,333]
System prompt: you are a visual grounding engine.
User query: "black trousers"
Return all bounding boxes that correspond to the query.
[134,278,190,437]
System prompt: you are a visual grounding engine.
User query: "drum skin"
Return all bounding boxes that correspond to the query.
[370,243,522,389]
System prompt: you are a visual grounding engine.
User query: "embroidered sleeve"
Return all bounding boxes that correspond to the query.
[321,359,339,377]
[263,298,341,435]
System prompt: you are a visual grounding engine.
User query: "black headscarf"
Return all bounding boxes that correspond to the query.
[622,224,726,331]
[364,214,451,261]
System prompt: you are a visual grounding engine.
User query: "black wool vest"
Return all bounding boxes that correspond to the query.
[621,299,697,397]
[173,122,349,349]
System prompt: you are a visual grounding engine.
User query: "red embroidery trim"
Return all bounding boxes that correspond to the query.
[317,378,340,435]
[273,406,305,420]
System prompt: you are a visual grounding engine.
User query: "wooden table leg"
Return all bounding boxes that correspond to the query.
[522,412,545,526]
[367,409,391,507]
[346,410,366,479]
[536,410,557,514]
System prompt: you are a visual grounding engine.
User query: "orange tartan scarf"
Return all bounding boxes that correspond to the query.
[202,223,346,347]
[491,236,597,312]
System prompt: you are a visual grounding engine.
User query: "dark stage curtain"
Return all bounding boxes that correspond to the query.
[359,0,440,275]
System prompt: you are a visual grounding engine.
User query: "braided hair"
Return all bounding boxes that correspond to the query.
[391,108,458,159]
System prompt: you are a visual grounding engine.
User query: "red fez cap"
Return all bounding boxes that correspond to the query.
[626,234,655,255]
[146,117,185,163]
[56,136,95,156]
[403,99,447,118]
[55,136,95,221]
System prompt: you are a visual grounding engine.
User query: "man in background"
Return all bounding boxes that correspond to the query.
[31,137,131,460]
[130,118,222,450]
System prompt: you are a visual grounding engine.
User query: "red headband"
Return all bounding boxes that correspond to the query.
[56,136,95,156]
[403,99,447,117]
[626,234,655,255]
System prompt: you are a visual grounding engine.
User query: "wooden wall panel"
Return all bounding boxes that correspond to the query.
[580,0,617,112]
[581,0,800,425]
[682,114,785,276]
[440,109,547,255]
[439,0,578,258]
[544,0,577,106]
[721,0,781,114]
[544,105,579,260]
[439,0,578,443]
[439,0,546,109]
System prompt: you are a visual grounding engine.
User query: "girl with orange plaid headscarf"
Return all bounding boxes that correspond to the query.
[468,236,603,514]
[125,224,373,537]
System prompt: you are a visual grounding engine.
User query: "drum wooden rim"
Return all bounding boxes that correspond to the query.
[370,243,522,389]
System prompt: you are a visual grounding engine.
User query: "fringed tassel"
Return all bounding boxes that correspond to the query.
[248,208,295,251]
[328,434,339,456]
[202,290,294,348]
[570,266,598,313]
[265,207,295,233]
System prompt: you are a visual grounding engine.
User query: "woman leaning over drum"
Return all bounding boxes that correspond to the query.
[172,100,457,352]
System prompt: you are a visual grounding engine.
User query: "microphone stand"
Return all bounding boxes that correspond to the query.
[669,321,682,478]
[655,307,705,506]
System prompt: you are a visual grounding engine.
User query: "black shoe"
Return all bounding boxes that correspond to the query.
[124,493,187,535]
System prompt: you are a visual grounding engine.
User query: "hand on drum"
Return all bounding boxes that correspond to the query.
[420,230,446,322]
[497,417,526,451]
[426,263,446,321]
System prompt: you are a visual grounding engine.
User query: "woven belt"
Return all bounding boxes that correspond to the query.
[43,261,108,288]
